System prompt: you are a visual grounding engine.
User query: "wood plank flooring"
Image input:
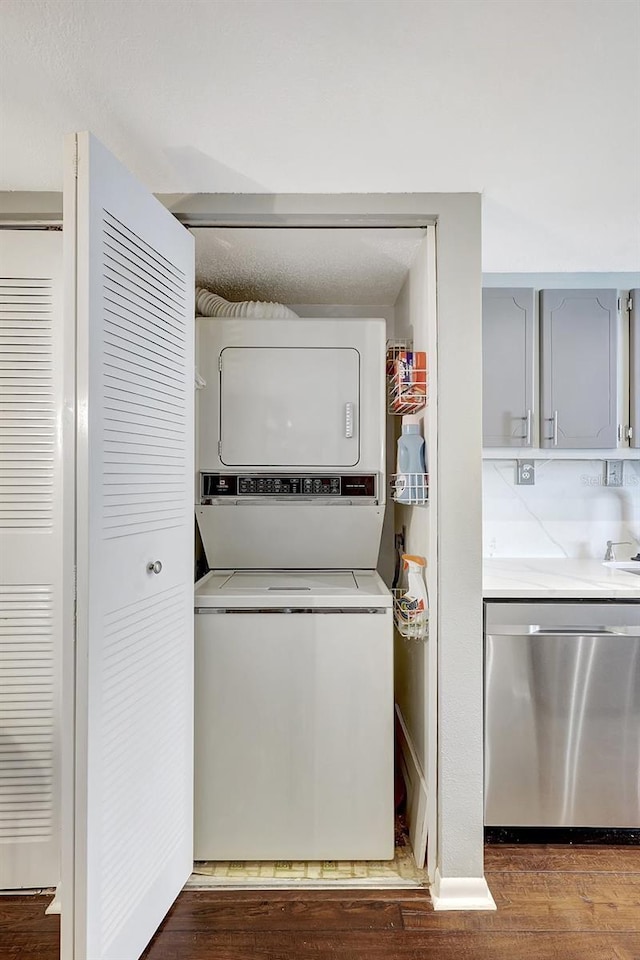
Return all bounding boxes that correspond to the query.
[1,845,639,959]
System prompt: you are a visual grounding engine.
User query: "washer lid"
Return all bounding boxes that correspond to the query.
[195,569,392,608]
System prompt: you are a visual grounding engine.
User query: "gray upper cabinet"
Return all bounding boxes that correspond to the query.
[631,289,639,449]
[482,288,536,447]
[540,289,618,449]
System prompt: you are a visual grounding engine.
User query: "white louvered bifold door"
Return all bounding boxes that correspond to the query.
[0,231,63,889]
[64,133,194,960]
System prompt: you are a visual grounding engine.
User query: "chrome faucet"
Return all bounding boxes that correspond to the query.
[604,540,632,562]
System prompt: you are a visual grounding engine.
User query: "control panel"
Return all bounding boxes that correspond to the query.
[201,473,377,502]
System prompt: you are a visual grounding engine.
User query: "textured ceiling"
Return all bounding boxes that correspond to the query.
[0,0,639,271]
[193,227,425,304]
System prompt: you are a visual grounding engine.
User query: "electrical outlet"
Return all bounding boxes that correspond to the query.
[516,460,535,485]
[605,460,624,487]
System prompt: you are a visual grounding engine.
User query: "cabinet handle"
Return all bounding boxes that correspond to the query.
[524,409,533,446]
[147,560,163,575]
[552,410,558,446]
[345,402,354,438]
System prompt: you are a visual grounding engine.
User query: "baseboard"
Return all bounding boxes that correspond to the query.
[394,706,429,870]
[45,883,61,915]
[430,869,497,911]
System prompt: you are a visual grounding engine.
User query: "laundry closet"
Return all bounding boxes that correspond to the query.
[0,133,486,960]
[189,224,437,871]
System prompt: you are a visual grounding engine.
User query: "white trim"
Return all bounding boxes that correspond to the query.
[431,869,496,911]
[395,706,429,871]
[424,225,439,882]
[60,131,79,960]
[46,885,62,916]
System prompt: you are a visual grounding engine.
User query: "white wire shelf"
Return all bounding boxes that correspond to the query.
[386,339,428,415]
[392,589,429,641]
[391,473,429,505]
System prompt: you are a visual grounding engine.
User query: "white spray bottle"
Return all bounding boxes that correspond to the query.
[401,554,428,631]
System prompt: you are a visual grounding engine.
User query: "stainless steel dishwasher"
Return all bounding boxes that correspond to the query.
[485,601,640,827]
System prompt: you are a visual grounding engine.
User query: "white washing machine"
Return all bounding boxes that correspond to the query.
[194,318,394,860]
[194,569,393,860]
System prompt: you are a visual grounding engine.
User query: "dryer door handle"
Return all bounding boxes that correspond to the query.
[345,402,354,438]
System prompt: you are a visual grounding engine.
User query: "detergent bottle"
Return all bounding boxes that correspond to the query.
[395,415,427,503]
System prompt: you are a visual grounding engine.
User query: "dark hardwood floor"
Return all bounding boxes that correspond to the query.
[2,845,639,959]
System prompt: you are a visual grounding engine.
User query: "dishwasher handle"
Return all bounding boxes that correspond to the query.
[487,624,627,637]
[531,627,618,637]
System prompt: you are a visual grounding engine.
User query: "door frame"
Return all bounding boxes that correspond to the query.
[161,192,489,907]
[0,190,491,910]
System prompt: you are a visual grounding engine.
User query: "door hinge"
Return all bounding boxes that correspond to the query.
[628,296,633,312]
[217,440,222,456]
[218,356,223,372]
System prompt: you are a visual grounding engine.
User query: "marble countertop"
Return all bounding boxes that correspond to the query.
[483,558,640,599]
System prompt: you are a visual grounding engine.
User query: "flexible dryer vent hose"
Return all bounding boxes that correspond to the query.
[195,287,298,319]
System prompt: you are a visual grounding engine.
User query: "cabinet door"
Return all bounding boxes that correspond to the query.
[482,289,536,447]
[540,289,618,449]
[631,289,639,449]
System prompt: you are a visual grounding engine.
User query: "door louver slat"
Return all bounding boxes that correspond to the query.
[0,278,55,532]
[101,213,187,539]
[0,586,54,843]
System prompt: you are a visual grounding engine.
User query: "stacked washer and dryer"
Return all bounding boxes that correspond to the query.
[194,317,394,862]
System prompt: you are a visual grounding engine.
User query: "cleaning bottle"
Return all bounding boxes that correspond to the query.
[395,555,428,637]
[395,415,427,503]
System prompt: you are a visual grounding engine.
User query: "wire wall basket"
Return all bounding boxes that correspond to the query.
[391,474,429,505]
[392,589,429,641]
[386,339,428,415]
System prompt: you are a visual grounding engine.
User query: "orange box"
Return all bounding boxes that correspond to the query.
[391,351,427,413]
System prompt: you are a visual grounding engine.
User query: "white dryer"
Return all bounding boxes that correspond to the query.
[194,317,394,861]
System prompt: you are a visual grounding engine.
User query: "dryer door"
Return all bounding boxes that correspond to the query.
[219,346,360,467]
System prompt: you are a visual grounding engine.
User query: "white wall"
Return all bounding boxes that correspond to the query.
[484,458,640,559]
[431,193,487,903]
[390,232,438,874]
[2,2,640,272]
[392,239,433,766]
